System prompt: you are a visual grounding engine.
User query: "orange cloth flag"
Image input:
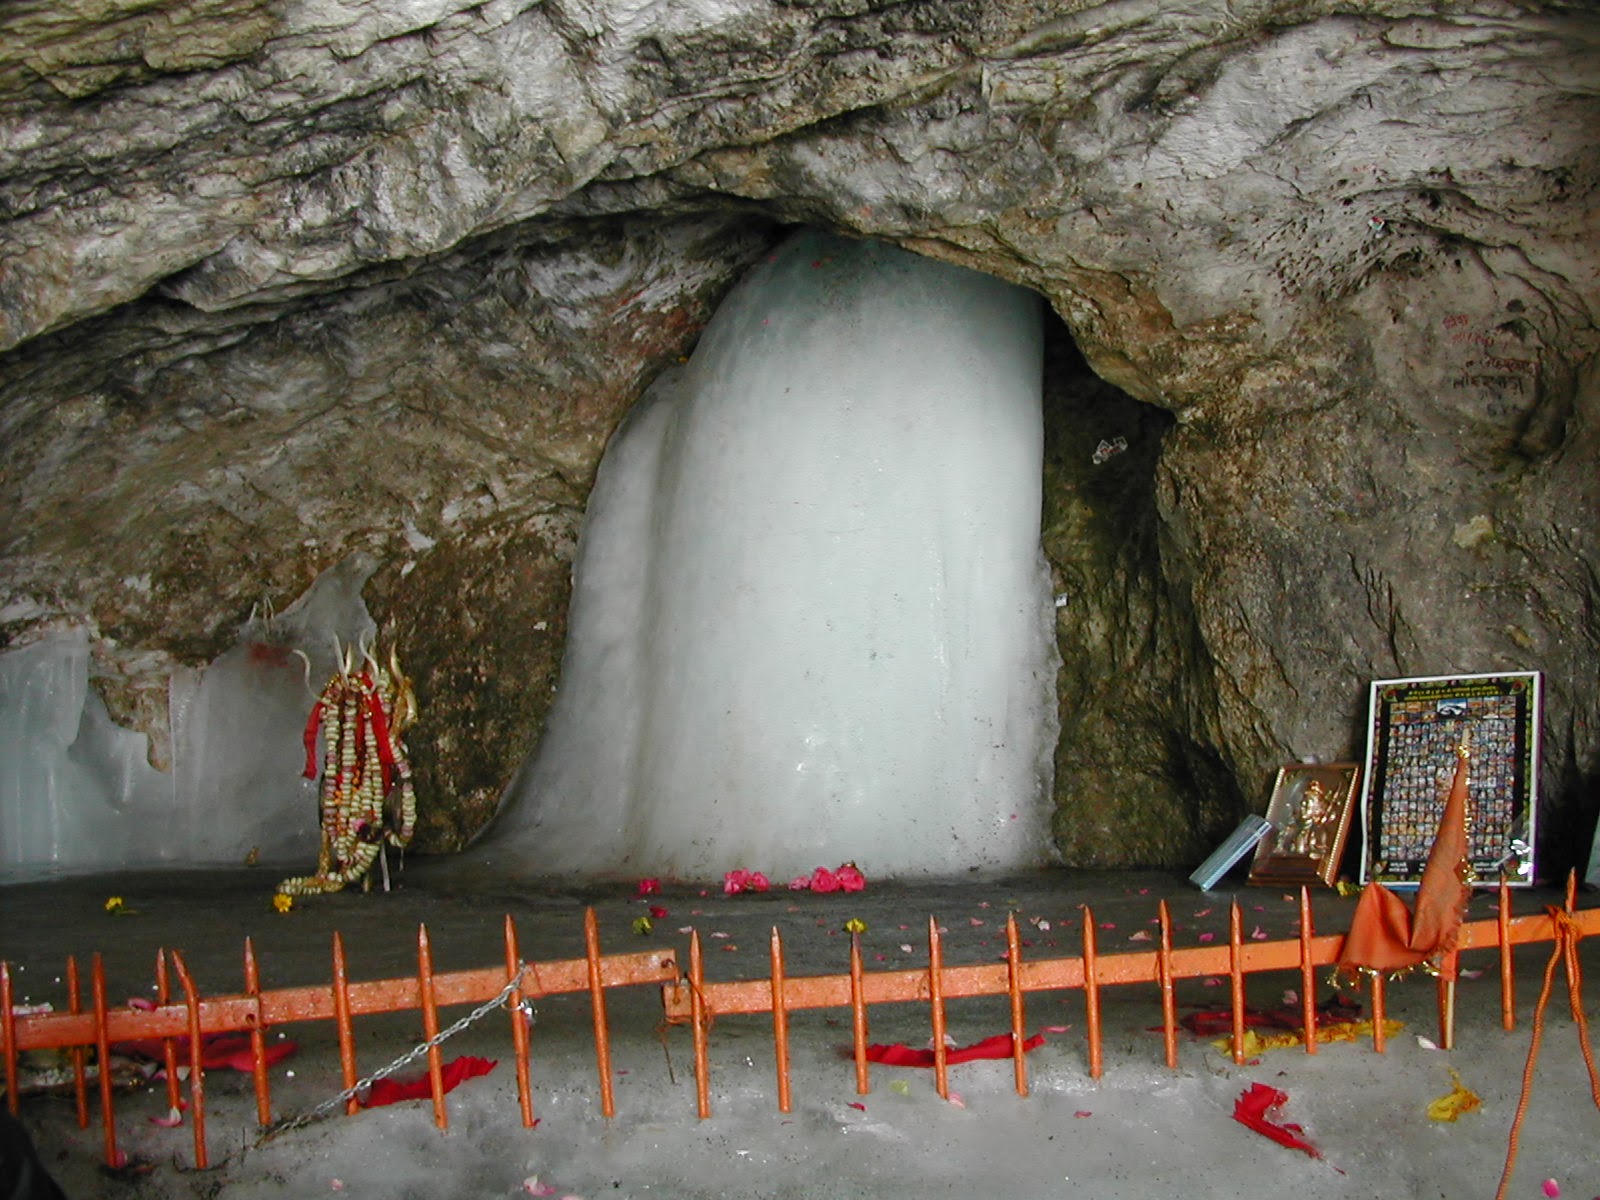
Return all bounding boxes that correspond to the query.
[1339,736,1472,975]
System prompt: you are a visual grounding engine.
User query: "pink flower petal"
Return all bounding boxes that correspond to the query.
[1128,930,1152,942]
[1198,932,1216,943]
[835,864,866,892]
[1541,1181,1560,1199]
[1074,1110,1093,1118]
[848,1102,866,1111]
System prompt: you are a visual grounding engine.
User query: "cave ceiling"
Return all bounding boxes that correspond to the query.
[1,0,1597,867]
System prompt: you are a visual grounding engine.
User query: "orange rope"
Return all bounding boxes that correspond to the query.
[1493,907,1600,1200]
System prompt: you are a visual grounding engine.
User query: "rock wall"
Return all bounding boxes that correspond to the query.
[2,1,1596,870]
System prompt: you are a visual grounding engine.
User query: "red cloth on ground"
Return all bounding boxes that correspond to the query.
[1233,1082,1321,1157]
[114,1033,298,1074]
[863,1032,1045,1067]
[360,1055,497,1108]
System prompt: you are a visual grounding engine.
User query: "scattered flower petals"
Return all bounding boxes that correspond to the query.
[1198,932,1216,943]
[1542,1181,1561,1199]
[946,1091,965,1108]
[649,905,669,918]
[1036,919,1051,932]
[835,863,867,892]
[847,1102,866,1111]
[1427,1069,1482,1122]
[844,918,868,934]
[900,944,914,953]
[104,896,136,916]
[1128,930,1151,942]
[272,893,294,914]
[810,867,841,893]
[636,878,661,897]
[1251,926,1268,940]
[631,916,652,936]
[788,876,812,891]
[1282,990,1299,1006]
[149,1106,184,1128]
[1074,1110,1092,1118]
[1193,908,1212,918]
[1203,977,1223,987]
[523,1177,558,1197]
[677,926,694,934]
[1043,1025,1072,1034]
[710,931,730,939]
[1416,1035,1439,1051]
[1460,968,1484,980]
[970,917,986,926]
[1099,922,1116,930]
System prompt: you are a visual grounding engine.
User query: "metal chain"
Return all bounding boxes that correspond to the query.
[259,963,534,1143]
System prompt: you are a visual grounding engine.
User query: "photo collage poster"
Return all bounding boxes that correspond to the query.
[1360,671,1541,887]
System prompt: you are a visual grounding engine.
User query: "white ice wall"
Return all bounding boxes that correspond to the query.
[484,230,1060,879]
[0,557,376,879]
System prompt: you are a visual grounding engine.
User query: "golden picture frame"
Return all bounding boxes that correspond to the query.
[1248,762,1361,888]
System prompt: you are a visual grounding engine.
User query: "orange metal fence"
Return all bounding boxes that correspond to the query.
[3,878,1596,1173]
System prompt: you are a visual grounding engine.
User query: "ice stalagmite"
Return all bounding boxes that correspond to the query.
[485,230,1059,879]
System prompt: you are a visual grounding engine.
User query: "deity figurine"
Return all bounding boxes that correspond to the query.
[1283,778,1336,859]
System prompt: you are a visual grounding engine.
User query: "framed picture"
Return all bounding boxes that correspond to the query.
[1248,762,1361,887]
[1359,671,1541,887]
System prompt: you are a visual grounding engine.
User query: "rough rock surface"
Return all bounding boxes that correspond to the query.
[2,1,1596,867]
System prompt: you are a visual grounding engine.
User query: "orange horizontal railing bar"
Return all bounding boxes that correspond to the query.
[658,906,1600,1023]
[6,948,679,1055]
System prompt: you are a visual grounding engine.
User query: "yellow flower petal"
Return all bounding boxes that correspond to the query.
[1426,1069,1482,1122]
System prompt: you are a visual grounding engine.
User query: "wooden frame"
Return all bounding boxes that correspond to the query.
[1248,762,1361,888]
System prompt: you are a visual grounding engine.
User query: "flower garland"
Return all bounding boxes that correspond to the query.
[277,641,418,896]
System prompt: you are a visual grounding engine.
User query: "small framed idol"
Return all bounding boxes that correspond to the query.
[1359,671,1541,887]
[1248,762,1361,888]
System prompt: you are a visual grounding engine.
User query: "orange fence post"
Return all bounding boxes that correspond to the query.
[1370,971,1387,1053]
[503,916,535,1128]
[90,954,118,1167]
[65,956,88,1128]
[0,962,16,1117]
[1082,906,1102,1079]
[1228,902,1246,1064]
[1299,889,1318,1055]
[170,951,209,1169]
[1156,902,1177,1070]
[770,927,792,1113]
[1499,876,1515,1030]
[155,950,182,1117]
[1005,913,1028,1096]
[584,907,616,1119]
[331,933,359,1115]
[243,938,272,1126]
[849,932,870,1095]
[928,917,949,1100]
[688,929,710,1119]
[416,924,448,1131]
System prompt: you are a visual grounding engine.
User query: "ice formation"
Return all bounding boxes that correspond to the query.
[483,230,1059,879]
[0,557,377,879]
